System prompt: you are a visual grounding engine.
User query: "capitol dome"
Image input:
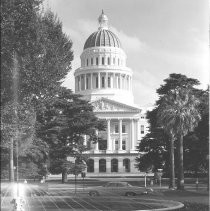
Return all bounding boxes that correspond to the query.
[84,30,121,50]
[75,10,134,106]
[84,10,121,50]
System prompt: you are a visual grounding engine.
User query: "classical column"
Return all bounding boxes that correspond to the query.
[90,73,93,89]
[95,140,99,152]
[137,118,140,140]
[98,72,100,89]
[94,157,99,173]
[119,74,122,89]
[84,74,86,90]
[119,119,122,151]
[106,157,111,173]
[131,119,135,151]
[111,73,113,88]
[114,73,118,89]
[107,119,112,152]
[106,72,108,88]
[79,75,81,91]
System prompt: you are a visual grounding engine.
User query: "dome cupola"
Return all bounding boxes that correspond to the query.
[74,11,134,106]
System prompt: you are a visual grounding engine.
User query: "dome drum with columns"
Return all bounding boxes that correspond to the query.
[74,11,149,176]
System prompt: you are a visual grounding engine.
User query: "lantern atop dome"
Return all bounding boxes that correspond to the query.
[98,10,109,30]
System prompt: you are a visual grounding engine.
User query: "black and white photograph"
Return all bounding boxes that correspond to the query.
[1,0,209,210]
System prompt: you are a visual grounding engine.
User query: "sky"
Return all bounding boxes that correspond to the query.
[44,0,209,107]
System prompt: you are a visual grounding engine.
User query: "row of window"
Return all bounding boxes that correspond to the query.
[84,56,123,67]
[87,158,130,173]
[114,124,126,133]
[114,124,145,134]
[97,139,126,151]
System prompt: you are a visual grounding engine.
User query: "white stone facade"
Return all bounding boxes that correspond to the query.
[74,11,149,176]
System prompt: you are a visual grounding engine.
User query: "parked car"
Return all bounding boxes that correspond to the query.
[88,181,153,196]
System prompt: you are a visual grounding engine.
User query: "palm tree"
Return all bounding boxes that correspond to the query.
[158,88,201,190]
[157,113,176,189]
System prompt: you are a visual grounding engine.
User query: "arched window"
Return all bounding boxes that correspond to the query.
[99,159,106,172]
[96,57,99,65]
[91,58,93,65]
[111,159,118,172]
[102,57,105,65]
[123,159,130,172]
[87,159,94,173]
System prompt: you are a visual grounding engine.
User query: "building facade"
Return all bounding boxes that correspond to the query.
[74,11,149,176]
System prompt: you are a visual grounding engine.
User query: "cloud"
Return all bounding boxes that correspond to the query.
[110,27,146,53]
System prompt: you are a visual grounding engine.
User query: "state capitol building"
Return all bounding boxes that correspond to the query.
[74,11,149,176]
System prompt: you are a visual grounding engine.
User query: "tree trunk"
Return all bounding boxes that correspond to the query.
[169,137,175,189]
[62,169,68,183]
[177,135,184,190]
[9,138,14,182]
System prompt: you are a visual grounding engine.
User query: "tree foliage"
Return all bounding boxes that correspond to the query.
[37,87,106,182]
[1,0,74,179]
[136,74,209,178]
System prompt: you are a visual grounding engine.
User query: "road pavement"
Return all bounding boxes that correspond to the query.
[1,178,208,211]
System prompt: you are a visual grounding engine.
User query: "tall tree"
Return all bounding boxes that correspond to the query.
[1,0,74,179]
[37,87,106,183]
[136,74,205,189]
[157,88,201,190]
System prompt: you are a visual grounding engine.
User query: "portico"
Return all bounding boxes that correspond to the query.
[92,117,139,154]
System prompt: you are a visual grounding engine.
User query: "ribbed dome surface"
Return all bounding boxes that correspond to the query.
[84,29,121,50]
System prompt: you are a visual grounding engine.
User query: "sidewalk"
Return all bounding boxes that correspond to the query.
[148,184,209,206]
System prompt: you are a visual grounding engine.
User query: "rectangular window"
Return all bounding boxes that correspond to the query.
[91,58,93,65]
[122,140,126,150]
[102,76,105,88]
[122,125,126,133]
[96,76,98,88]
[141,125,144,134]
[96,57,99,65]
[102,57,104,65]
[115,140,119,150]
[113,57,115,64]
[115,125,119,133]
[87,59,88,66]
[108,77,111,88]
[108,57,110,65]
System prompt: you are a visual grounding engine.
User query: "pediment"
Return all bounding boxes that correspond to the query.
[92,98,141,113]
